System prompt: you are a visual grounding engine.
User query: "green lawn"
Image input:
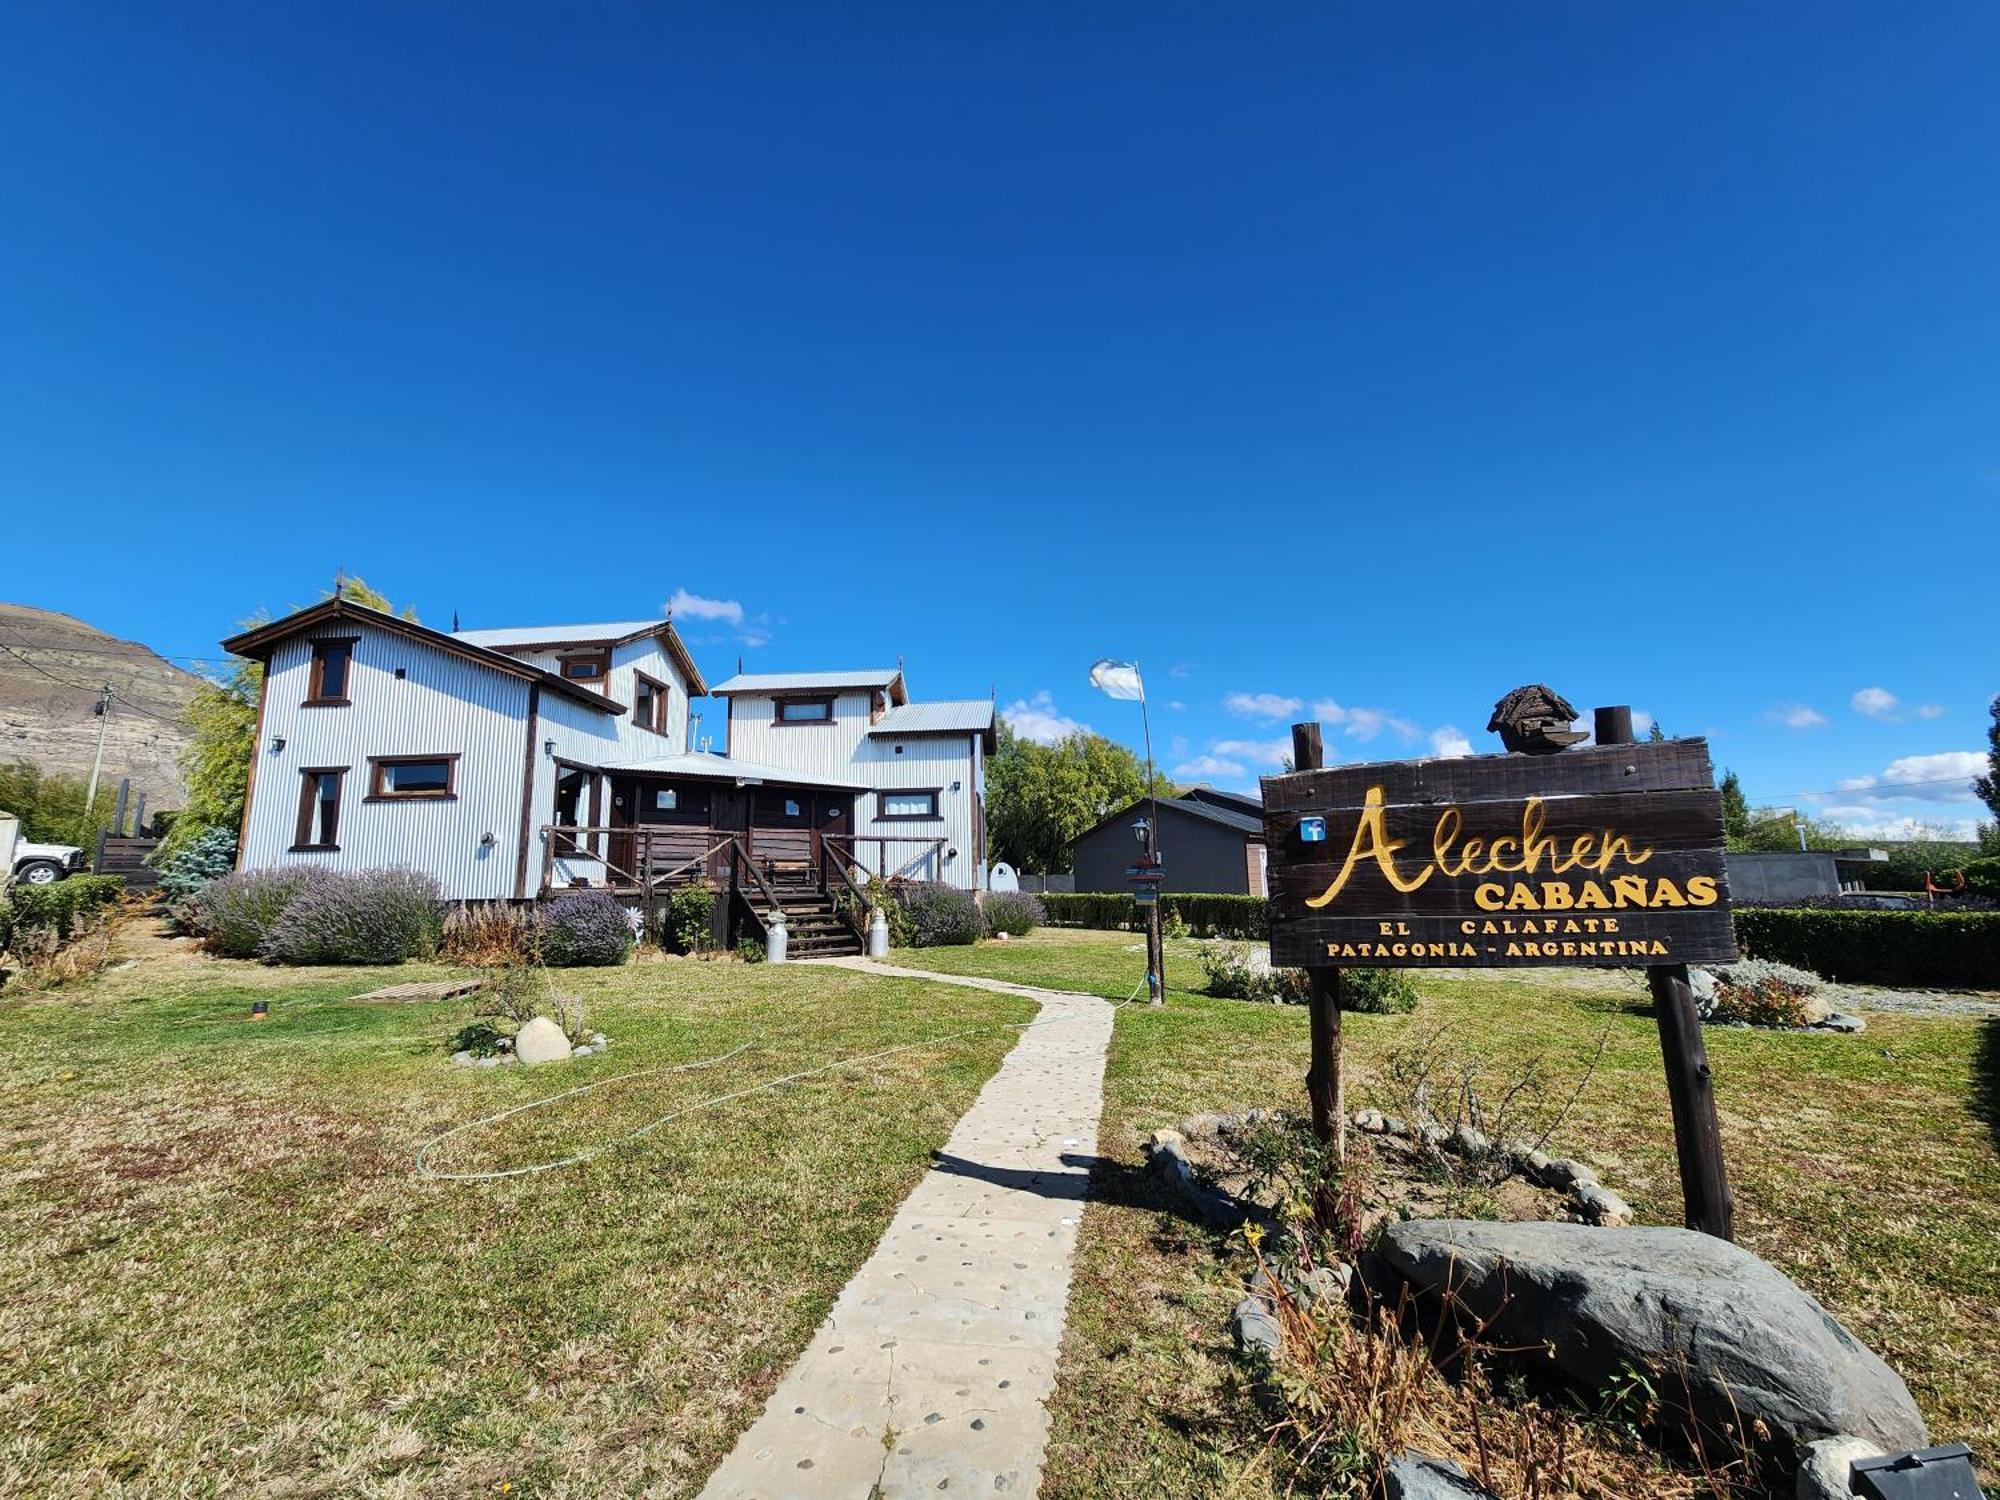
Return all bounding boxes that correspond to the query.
[892,929,2000,1494]
[0,944,1033,1498]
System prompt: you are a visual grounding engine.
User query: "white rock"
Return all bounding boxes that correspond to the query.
[475,1055,503,1068]
[514,1016,574,1064]
[451,1050,474,1066]
[1795,1434,1883,1499]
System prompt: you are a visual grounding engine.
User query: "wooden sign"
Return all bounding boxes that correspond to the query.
[1261,739,1737,970]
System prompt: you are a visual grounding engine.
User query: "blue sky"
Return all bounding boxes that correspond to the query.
[2,3,1995,835]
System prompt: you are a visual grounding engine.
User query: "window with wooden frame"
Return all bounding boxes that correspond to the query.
[293,767,346,850]
[560,652,608,684]
[365,754,460,801]
[773,695,835,725]
[632,672,669,734]
[304,638,358,706]
[878,788,941,821]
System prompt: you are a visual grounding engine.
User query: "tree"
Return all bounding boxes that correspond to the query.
[325,575,418,621]
[1646,720,1667,743]
[1718,769,1751,847]
[985,721,1174,873]
[1974,694,2000,825]
[163,651,262,858]
[0,760,116,847]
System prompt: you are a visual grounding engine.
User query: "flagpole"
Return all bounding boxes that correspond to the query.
[1139,665,1162,1005]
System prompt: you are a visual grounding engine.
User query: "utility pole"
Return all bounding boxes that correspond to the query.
[83,683,114,816]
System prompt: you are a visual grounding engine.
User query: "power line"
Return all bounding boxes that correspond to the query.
[0,635,236,667]
[0,643,192,727]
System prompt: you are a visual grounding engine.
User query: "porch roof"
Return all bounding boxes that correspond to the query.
[595,750,869,791]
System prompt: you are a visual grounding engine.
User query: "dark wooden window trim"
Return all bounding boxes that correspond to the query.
[560,651,610,686]
[877,787,943,822]
[772,694,836,726]
[304,637,359,707]
[364,753,461,802]
[632,670,670,735]
[292,766,347,850]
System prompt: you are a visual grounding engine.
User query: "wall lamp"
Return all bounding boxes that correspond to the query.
[269,735,286,753]
[544,738,556,757]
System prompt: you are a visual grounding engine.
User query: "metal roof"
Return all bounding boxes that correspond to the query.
[1074,793,1265,846]
[710,669,907,701]
[453,621,663,648]
[869,700,995,736]
[592,751,868,791]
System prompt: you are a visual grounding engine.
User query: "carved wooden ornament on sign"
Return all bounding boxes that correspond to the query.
[1260,739,1738,970]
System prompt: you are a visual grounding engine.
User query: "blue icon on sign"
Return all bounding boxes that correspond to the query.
[1299,816,1326,843]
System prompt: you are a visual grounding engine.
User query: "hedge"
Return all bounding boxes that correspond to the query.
[1733,908,2000,989]
[6,875,126,942]
[1041,891,1269,940]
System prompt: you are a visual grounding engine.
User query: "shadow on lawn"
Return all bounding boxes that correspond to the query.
[929,1149,1235,1235]
[1974,1015,2000,1155]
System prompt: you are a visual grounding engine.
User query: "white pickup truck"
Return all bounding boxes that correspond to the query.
[12,840,87,885]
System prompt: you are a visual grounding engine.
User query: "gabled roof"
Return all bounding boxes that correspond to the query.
[1072,793,1265,847]
[593,751,868,791]
[870,699,997,750]
[711,668,908,705]
[220,599,625,714]
[1178,786,1263,817]
[453,619,708,695]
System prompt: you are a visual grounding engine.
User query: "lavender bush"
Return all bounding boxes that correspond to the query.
[899,883,981,947]
[537,890,634,967]
[259,868,444,965]
[981,890,1045,937]
[193,868,323,958]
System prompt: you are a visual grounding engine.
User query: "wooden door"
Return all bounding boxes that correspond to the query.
[816,793,854,873]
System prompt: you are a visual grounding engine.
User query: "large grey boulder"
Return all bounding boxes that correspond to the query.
[1379,1221,1927,1454]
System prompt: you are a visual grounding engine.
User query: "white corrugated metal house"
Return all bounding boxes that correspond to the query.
[712,669,995,891]
[224,600,993,953]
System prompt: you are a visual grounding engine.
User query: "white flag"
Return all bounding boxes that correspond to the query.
[1088,659,1145,701]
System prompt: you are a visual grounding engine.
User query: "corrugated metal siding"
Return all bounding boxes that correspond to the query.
[727,691,983,888]
[242,624,536,900]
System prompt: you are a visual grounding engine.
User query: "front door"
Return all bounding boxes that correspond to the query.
[816,792,853,872]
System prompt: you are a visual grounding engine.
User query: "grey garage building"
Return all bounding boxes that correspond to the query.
[1069,789,1268,895]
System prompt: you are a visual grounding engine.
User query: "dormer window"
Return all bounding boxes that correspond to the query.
[560,652,608,683]
[305,638,356,706]
[774,695,834,725]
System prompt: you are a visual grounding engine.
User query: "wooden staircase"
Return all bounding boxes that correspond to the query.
[747,881,864,959]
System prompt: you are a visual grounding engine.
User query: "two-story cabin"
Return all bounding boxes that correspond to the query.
[225,601,992,955]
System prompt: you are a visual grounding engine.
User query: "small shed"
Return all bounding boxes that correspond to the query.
[1070,791,1267,896]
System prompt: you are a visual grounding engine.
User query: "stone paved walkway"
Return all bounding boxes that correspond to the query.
[696,960,1116,1500]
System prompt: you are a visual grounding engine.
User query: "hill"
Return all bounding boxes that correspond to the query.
[0,603,204,814]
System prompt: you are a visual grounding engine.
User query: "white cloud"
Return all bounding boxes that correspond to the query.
[1212,736,1295,767]
[1764,703,1830,730]
[1169,663,1195,679]
[1917,703,1946,719]
[1172,753,1248,780]
[666,589,745,627]
[1817,808,1982,841]
[1001,691,1088,746]
[1429,726,1474,759]
[1167,700,1186,712]
[1632,710,1655,736]
[1851,686,1899,718]
[1224,691,1304,720]
[1343,707,1421,743]
[1310,698,1347,724]
[1833,750,1985,804]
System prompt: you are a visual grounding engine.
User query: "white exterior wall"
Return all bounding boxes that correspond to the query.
[506,636,695,756]
[242,623,543,900]
[726,691,984,890]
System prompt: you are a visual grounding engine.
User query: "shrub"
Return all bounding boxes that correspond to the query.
[661,884,716,953]
[192,868,320,957]
[735,936,766,963]
[260,868,444,966]
[898,883,981,947]
[1040,891,1269,939]
[1708,956,1824,996]
[150,827,238,907]
[1710,974,1815,1029]
[536,890,634,967]
[7,875,126,941]
[440,904,540,965]
[981,890,1045,937]
[1343,966,1419,1014]
[1734,907,2000,989]
[1965,857,2000,900]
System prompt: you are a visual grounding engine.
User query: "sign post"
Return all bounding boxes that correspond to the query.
[1263,696,1739,1240]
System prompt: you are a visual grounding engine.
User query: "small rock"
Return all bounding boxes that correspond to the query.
[1799,996,1832,1026]
[1178,1112,1224,1139]
[514,1016,573,1064]
[1232,1295,1281,1356]
[591,1033,607,1045]
[1381,1114,1409,1137]
[1520,1148,1554,1180]
[1688,967,1718,1003]
[1383,1452,1499,1498]
[1795,1434,1883,1499]
[1819,1012,1866,1034]
[1574,1184,1633,1227]
[475,1055,503,1068]
[1354,1108,1389,1134]
[1539,1157,1597,1191]
[1300,1263,1350,1305]
[1146,1128,1187,1159]
[1452,1124,1491,1158]
[451,1050,474,1066]
[1415,1121,1450,1149]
